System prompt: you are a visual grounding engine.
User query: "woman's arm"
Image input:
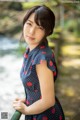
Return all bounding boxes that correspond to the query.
[26,60,55,115]
[13,61,55,115]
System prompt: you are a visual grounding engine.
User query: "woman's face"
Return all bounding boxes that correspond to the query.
[23,13,45,45]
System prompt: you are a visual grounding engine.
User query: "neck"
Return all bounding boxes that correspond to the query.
[28,43,39,51]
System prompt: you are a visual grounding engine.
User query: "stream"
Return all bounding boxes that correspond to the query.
[0,35,25,119]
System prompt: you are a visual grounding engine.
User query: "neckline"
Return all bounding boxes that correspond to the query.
[26,42,47,56]
[27,44,40,56]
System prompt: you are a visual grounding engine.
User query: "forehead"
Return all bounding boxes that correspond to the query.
[26,12,41,27]
[27,13,35,22]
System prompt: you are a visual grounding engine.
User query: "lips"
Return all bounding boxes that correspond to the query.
[26,35,35,40]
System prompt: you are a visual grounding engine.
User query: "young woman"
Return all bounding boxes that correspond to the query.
[13,5,65,120]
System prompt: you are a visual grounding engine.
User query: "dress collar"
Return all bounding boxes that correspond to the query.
[25,42,47,56]
[26,45,39,56]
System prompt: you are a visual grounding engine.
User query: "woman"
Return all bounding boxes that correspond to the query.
[13,5,65,120]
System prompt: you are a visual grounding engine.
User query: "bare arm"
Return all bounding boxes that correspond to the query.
[26,61,55,115]
[13,61,55,115]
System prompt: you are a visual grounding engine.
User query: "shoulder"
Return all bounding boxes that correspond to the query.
[32,44,55,65]
[32,44,58,81]
[37,44,54,59]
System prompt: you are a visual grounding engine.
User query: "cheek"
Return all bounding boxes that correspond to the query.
[23,25,29,34]
[23,29,26,38]
[23,26,26,34]
[23,27,28,39]
[36,31,45,40]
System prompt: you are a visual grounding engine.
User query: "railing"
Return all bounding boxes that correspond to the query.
[10,110,22,120]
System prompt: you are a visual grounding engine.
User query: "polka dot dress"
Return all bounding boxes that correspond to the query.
[20,42,65,120]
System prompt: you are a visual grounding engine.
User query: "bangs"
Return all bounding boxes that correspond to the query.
[23,5,55,36]
[34,9,51,31]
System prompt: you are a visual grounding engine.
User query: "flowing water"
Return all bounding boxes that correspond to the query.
[0,35,25,119]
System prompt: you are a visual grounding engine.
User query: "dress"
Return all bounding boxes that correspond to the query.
[20,42,65,120]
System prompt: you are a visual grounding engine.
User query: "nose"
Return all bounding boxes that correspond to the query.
[29,27,35,35]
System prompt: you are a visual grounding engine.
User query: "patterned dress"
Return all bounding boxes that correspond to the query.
[20,42,65,120]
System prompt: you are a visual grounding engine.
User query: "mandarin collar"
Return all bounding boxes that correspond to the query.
[25,42,47,56]
[26,45,39,56]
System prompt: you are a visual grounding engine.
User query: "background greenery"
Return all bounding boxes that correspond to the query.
[0,1,80,120]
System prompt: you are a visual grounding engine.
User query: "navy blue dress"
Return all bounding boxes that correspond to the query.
[20,42,65,120]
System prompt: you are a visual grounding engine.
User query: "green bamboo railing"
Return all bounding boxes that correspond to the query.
[11,110,22,120]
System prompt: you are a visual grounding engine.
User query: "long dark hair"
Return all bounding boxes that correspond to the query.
[22,5,55,45]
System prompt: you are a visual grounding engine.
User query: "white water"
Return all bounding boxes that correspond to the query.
[0,36,25,119]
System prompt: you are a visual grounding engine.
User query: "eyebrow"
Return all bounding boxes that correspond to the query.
[27,20,33,23]
[27,19,42,27]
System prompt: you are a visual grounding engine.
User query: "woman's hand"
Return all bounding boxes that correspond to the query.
[13,98,27,115]
[14,98,26,103]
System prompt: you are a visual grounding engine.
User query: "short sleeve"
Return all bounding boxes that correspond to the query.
[32,52,58,81]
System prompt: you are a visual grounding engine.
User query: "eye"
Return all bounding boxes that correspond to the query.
[26,22,32,26]
[38,26,44,30]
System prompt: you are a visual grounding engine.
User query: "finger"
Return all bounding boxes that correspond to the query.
[13,104,17,109]
[15,98,20,101]
[13,101,21,107]
[13,105,21,110]
[16,107,21,111]
[14,100,21,103]
[13,103,20,108]
[13,101,18,104]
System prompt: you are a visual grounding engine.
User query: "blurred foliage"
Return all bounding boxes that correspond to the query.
[0,2,22,10]
[0,1,80,119]
[0,1,80,40]
[64,19,80,37]
[18,41,27,55]
[22,2,42,9]
[0,0,80,62]
[8,2,22,11]
[49,27,62,40]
